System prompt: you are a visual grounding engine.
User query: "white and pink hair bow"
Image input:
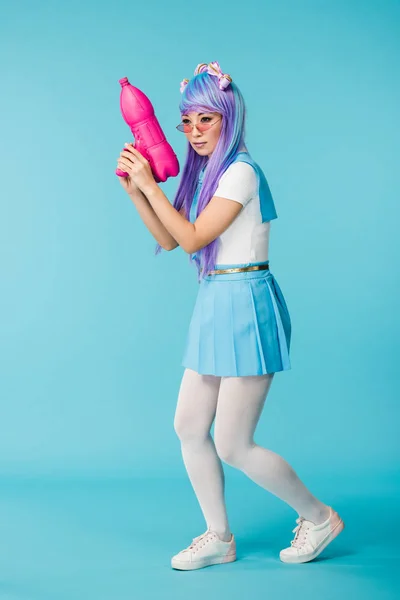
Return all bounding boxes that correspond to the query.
[180,61,232,93]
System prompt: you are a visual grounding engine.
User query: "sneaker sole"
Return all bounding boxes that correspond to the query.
[279,517,345,564]
[171,552,236,571]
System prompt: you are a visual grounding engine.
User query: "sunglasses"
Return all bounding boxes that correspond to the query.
[176,116,221,133]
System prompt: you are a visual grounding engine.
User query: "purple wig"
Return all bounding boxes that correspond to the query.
[154,70,248,278]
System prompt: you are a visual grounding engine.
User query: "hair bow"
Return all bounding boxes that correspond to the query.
[180,61,232,93]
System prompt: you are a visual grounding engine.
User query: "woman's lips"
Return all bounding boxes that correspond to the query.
[193,142,206,146]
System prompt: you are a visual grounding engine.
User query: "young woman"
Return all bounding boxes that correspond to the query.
[116,61,344,571]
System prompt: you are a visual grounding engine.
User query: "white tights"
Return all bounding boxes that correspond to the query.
[174,368,330,540]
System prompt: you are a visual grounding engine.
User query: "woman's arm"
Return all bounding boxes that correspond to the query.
[124,146,244,254]
[143,183,243,254]
[128,187,185,251]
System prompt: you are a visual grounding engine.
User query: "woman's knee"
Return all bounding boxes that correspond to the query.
[214,440,236,466]
[214,434,252,468]
[174,369,219,443]
[173,413,210,444]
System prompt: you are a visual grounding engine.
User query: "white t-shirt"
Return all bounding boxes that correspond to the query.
[213,161,271,264]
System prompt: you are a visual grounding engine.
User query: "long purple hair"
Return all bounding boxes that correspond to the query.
[154,70,248,278]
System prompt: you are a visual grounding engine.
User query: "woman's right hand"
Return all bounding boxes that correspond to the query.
[116,147,141,196]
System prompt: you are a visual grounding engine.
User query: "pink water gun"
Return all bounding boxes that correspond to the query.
[115,77,180,183]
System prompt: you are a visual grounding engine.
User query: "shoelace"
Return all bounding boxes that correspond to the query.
[187,529,218,553]
[290,517,312,549]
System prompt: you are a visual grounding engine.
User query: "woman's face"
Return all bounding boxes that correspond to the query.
[182,111,222,157]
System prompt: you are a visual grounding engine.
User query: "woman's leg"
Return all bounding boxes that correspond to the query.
[213,374,330,525]
[174,368,232,540]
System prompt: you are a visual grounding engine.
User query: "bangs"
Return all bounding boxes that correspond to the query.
[180,104,216,117]
[179,72,221,116]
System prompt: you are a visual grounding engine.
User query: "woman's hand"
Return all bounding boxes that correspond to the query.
[116,143,157,196]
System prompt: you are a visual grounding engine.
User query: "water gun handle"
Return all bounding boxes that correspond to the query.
[115,139,150,178]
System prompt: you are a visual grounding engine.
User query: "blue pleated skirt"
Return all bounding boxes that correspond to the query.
[181,261,292,377]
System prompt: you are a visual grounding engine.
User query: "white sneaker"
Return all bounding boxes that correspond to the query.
[280,506,345,564]
[171,526,236,570]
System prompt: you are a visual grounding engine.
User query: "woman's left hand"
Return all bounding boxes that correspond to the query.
[117,144,157,194]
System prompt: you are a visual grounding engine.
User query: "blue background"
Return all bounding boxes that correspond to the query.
[0,0,399,598]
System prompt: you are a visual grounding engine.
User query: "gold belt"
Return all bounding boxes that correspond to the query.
[202,263,270,275]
